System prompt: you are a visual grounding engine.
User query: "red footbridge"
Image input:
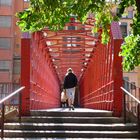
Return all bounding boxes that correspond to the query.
[21,19,123,117]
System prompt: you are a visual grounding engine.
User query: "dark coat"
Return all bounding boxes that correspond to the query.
[63,72,77,89]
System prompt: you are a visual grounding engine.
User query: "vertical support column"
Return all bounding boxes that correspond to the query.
[113,39,123,117]
[21,38,30,116]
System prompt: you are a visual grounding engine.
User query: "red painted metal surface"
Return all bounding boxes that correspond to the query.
[21,39,30,115]
[79,22,123,117]
[41,18,98,83]
[30,32,60,110]
[20,17,123,117]
[112,39,123,116]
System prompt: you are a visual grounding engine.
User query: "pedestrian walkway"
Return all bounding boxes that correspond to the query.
[32,108,111,113]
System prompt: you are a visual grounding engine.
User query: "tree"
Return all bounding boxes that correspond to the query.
[16,0,140,71]
[118,0,140,71]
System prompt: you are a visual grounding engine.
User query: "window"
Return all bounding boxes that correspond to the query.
[0,0,12,6]
[13,59,21,74]
[0,83,12,99]
[11,83,20,104]
[0,16,12,28]
[120,22,127,38]
[116,8,119,14]
[131,82,136,90]
[123,77,129,81]
[123,77,130,91]
[68,26,75,30]
[22,32,31,38]
[0,60,10,71]
[128,11,133,18]
[0,38,11,49]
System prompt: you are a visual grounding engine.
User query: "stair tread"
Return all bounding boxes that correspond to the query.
[4,130,138,133]
[21,116,121,119]
[5,122,137,127]
[1,138,139,140]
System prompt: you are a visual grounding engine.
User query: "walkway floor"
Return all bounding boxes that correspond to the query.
[31,108,111,112]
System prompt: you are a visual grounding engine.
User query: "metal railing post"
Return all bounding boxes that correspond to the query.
[123,92,126,123]
[138,104,140,138]
[1,103,5,138]
[19,92,22,123]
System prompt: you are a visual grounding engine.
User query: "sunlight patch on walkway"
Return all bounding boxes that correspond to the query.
[31,108,111,113]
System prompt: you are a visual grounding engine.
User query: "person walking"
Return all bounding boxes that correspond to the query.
[63,68,78,110]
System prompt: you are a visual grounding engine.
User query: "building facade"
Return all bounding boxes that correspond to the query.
[0,0,29,99]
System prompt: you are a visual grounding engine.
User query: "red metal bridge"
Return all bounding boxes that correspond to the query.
[21,18,123,117]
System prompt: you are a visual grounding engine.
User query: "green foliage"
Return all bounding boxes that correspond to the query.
[16,0,115,44]
[118,1,140,71]
[117,0,135,17]
[120,35,140,71]
[16,0,140,71]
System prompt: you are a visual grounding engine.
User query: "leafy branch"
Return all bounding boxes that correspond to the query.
[16,0,115,44]
[16,0,140,71]
[118,0,140,71]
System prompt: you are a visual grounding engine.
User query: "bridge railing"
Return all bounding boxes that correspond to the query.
[30,32,60,110]
[79,22,123,117]
[0,86,25,138]
[121,80,140,136]
[20,34,60,115]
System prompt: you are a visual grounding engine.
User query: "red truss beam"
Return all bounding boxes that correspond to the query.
[47,44,96,48]
[54,29,92,34]
[49,51,93,53]
[51,56,91,59]
[50,52,92,56]
[46,41,96,45]
[21,17,123,118]
[42,38,97,41]
[43,33,98,40]
[41,19,99,83]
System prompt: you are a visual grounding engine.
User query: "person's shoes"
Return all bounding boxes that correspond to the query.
[64,103,67,108]
[62,104,64,108]
[69,106,71,111]
[71,105,74,110]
